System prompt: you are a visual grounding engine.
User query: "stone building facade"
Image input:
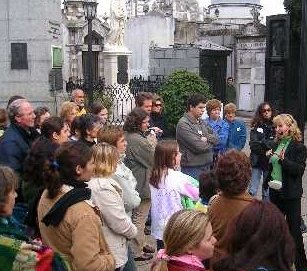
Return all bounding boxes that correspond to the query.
[0,0,62,109]
[124,0,266,110]
[62,0,109,84]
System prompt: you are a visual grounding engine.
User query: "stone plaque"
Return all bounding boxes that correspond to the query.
[11,43,28,70]
[117,55,128,84]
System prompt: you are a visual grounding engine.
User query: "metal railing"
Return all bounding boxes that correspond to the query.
[65,76,166,123]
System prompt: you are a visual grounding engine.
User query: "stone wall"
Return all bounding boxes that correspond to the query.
[124,13,174,77]
[236,36,266,111]
[0,0,62,111]
[149,47,200,78]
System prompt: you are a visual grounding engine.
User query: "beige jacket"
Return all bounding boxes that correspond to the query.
[88,177,138,268]
[38,186,115,271]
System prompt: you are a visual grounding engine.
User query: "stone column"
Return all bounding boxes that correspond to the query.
[103,49,132,85]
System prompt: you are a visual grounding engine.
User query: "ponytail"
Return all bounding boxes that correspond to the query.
[43,161,62,199]
[151,259,168,271]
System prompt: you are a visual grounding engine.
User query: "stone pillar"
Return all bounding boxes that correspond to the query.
[103,49,132,85]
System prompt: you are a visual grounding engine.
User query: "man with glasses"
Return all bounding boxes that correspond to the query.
[0,99,38,201]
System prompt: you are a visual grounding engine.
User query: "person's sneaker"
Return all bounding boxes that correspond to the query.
[143,245,155,254]
[134,253,153,261]
[268,180,282,190]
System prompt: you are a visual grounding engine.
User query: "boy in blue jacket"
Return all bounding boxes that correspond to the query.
[224,103,247,150]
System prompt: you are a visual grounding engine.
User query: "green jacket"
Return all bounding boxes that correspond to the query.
[124,132,155,199]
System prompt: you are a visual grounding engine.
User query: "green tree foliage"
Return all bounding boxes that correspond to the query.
[158,70,212,132]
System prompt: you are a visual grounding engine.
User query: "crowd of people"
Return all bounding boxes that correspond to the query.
[0,89,306,271]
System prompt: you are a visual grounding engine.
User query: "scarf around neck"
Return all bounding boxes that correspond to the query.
[270,137,291,182]
[42,180,91,226]
[157,249,205,269]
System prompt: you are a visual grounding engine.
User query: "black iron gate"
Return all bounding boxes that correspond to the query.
[265,15,290,114]
[199,49,229,102]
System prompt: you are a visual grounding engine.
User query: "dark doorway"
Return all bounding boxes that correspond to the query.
[82,51,99,81]
[199,50,230,102]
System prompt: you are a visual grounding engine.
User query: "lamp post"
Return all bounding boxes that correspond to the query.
[83,0,98,108]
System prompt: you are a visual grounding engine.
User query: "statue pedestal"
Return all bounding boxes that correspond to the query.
[103,46,132,85]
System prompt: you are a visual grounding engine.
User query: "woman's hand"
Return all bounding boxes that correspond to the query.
[266,149,273,157]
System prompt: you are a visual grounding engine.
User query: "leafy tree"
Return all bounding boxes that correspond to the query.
[158,70,212,133]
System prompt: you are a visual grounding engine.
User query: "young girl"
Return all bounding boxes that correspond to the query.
[151,209,216,271]
[88,143,137,270]
[149,140,199,251]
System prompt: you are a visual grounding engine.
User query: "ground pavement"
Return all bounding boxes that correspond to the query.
[137,117,307,270]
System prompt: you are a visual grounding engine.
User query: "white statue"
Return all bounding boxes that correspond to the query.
[107,0,127,47]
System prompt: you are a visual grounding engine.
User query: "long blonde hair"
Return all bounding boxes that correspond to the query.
[151,209,211,271]
[92,143,119,177]
[273,114,302,142]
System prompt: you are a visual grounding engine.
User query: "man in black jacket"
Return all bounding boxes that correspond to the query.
[0,98,38,201]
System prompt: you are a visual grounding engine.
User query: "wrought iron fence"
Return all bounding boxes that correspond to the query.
[65,76,166,124]
[129,75,165,95]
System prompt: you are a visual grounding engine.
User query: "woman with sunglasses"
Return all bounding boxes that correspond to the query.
[248,102,275,200]
[266,114,307,271]
[150,95,171,139]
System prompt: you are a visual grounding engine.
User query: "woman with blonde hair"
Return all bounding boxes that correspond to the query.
[88,143,138,270]
[151,209,216,271]
[59,101,78,128]
[266,113,307,271]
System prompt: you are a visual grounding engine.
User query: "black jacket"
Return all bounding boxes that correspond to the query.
[0,123,38,175]
[267,140,307,199]
[249,120,275,170]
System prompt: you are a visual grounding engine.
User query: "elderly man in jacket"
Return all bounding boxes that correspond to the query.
[0,98,38,202]
[176,94,217,180]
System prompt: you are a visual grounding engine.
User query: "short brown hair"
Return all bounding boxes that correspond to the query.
[135,92,153,107]
[97,126,124,147]
[215,149,251,196]
[206,99,222,115]
[0,108,8,126]
[123,108,148,133]
[91,102,106,115]
[0,166,18,214]
[224,103,237,114]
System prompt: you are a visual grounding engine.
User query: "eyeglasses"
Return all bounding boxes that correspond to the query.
[261,108,272,113]
[154,103,162,107]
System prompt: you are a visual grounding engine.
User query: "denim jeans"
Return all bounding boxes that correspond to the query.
[123,245,137,271]
[181,165,212,180]
[249,167,269,201]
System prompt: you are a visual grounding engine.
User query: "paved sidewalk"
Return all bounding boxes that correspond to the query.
[137,117,307,270]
